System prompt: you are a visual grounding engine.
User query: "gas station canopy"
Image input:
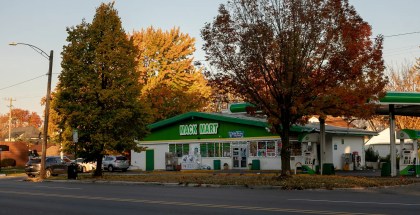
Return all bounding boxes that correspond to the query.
[375,92,420,116]
[375,91,420,177]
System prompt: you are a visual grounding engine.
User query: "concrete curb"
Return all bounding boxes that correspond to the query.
[34,177,420,190]
[42,179,278,189]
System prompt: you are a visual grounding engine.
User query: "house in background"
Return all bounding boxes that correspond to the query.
[0,126,63,167]
[365,128,413,158]
[2,126,41,143]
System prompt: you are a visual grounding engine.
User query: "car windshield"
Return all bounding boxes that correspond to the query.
[63,157,72,163]
[116,156,127,161]
[28,158,41,163]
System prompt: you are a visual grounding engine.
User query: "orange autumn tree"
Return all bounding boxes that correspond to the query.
[0,108,42,139]
[131,27,212,122]
[202,0,387,175]
[386,61,420,129]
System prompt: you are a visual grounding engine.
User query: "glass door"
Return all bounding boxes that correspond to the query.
[232,144,247,169]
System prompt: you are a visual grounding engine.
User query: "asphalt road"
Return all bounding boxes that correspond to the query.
[0,176,419,215]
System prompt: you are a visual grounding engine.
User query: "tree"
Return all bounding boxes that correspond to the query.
[54,2,150,176]
[0,109,42,138]
[202,0,387,175]
[131,27,212,122]
[385,61,420,129]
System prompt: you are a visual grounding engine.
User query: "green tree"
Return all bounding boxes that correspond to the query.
[54,2,149,176]
[131,27,212,122]
[202,0,387,175]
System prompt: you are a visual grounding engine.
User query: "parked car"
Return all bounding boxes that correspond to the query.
[76,158,96,173]
[25,156,70,178]
[102,155,129,172]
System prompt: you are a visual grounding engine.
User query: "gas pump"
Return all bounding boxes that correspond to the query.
[397,129,420,176]
[342,153,353,171]
[299,133,319,174]
[352,151,362,170]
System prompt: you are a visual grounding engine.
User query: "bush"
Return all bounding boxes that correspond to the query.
[365,147,379,162]
[380,154,390,163]
[1,158,17,167]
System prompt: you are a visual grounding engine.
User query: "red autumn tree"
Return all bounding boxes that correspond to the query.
[202,0,387,175]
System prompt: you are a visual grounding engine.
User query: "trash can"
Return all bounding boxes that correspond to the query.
[322,163,335,175]
[213,160,221,170]
[252,160,260,170]
[67,163,78,180]
[381,162,391,177]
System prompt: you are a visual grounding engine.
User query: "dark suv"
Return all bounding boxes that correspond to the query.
[25,156,70,178]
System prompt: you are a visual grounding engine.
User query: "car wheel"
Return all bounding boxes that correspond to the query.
[108,165,114,172]
[122,168,128,172]
[45,169,52,178]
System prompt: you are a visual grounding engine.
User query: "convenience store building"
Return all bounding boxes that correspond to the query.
[131,108,376,172]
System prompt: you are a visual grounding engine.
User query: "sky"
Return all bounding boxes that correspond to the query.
[0,0,419,118]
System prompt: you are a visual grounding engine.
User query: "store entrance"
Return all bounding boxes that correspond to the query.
[232,145,247,169]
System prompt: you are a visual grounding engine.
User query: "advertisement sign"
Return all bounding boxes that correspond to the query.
[228,131,244,138]
[181,155,200,170]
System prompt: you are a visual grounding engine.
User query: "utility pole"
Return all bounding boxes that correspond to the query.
[5,98,16,142]
[9,42,53,179]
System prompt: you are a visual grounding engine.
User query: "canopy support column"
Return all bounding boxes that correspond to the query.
[389,104,397,177]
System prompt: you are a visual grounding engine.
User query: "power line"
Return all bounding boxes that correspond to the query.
[0,74,46,91]
[371,31,420,39]
[383,31,420,38]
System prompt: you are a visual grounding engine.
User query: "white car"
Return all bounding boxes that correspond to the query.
[76,158,96,173]
[102,155,129,172]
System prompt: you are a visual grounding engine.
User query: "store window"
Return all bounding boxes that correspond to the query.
[223,143,231,157]
[249,140,279,157]
[266,141,276,157]
[258,141,266,156]
[169,143,189,157]
[249,141,257,156]
[200,142,231,157]
[277,141,282,156]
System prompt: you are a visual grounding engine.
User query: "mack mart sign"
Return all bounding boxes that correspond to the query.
[179,123,219,136]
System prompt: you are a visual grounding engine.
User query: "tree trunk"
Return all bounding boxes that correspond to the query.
[280,121,291,176]
[93,154,103,177]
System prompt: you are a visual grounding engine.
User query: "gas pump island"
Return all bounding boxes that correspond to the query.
[397,129,420,176]
[299,133,319,174]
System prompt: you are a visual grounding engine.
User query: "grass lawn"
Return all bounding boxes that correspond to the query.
[48,171,420,190]
[0,167,26,176]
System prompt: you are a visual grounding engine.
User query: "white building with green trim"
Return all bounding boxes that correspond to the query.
[131,106,377,172]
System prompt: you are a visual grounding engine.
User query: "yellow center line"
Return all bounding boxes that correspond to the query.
[0,190,386,215]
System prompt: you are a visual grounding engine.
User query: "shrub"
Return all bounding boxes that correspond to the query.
[365,147,379,162]
[1,158,17,167]
[379,154,390,162]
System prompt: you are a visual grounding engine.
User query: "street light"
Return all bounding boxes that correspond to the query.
[9,42,53,179]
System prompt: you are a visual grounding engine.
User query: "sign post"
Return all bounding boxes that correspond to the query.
[73,129,78,158]
[0,148,2,172]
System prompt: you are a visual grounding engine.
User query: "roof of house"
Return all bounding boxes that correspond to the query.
[9,126,40,139]
[365,128,413,145]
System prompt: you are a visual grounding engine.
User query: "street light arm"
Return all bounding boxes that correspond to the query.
[9,42,50,60]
